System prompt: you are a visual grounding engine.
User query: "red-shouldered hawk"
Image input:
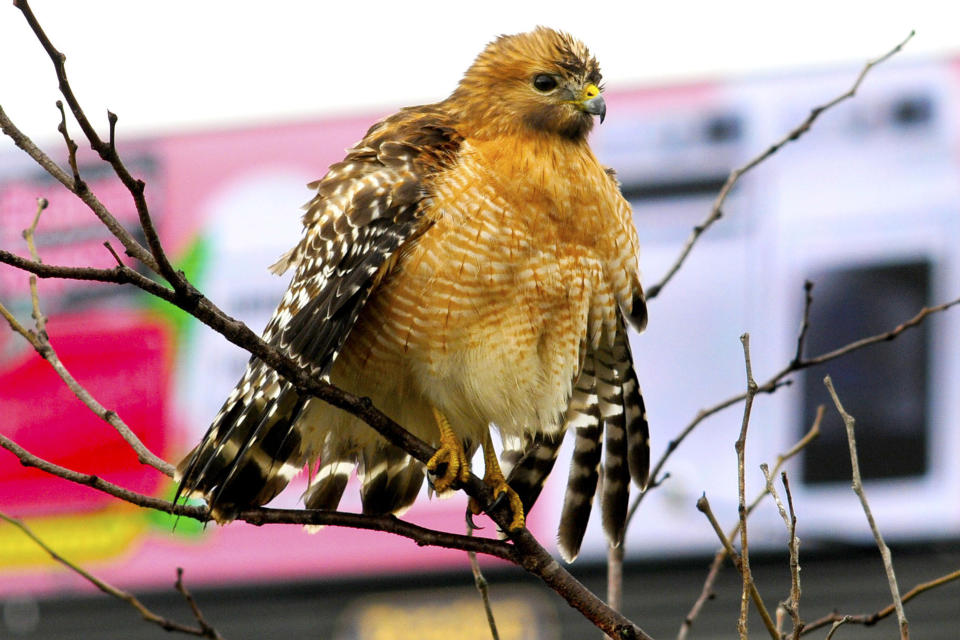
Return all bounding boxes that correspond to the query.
[176,26,649,562]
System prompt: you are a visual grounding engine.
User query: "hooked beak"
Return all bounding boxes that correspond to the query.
[578,83,606,123]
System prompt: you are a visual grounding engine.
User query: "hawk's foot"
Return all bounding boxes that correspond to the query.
[469,433,525,532]
[468,476,525,532]
[427,408,471,493]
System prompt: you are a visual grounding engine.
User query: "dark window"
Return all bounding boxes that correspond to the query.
[800,260,930,484]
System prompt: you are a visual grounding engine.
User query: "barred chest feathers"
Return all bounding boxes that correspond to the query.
[332,137,639,445]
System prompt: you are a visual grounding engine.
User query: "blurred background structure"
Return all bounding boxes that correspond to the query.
[1,2,959,638]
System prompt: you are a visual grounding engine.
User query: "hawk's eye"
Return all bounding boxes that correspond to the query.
[533,74,558,93]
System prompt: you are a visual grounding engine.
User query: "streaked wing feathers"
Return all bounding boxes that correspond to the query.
[176,109,462,517]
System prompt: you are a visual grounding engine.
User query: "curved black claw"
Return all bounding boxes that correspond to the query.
[488,489,508,513]
[465,507,483,531]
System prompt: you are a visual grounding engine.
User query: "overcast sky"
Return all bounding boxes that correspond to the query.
[0,1,955,142]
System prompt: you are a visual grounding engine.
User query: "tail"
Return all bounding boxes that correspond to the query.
[303,440,424,516]
[175,364,307,522]
[557,352,602,562]
[502,431,566,515]
[359,445,424,515]
[556,313,650,562]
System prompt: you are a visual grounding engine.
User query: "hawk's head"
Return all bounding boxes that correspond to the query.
[450,27,605,141]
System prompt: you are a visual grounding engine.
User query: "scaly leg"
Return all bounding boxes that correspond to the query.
[426,407,471,493]
[469,431,525,531]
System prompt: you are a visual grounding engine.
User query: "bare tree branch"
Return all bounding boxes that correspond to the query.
[21,197,49,333]
[13,0,185,290]
[0,201,174,475]
[678,407,822,640]
[175,568,223,639]
[734,334,760,639]
[824,376,909,639]
[792,280,815,367]
[802,569,960,636]
[54,99,82,189]
[695,494,778,638]
[825,617,852,640]
[645,31,915,300]
[607,542,625,620]
[467,523,502,640]
[760,466,802,639]
[0,510,223,638]
[627,286,960,526]
[0,429,518,561]
[0,104,157,271]
[781,474,801,640]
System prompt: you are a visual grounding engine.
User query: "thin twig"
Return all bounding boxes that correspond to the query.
[55,99,82,190]
[735,334,759,639]
[604,541,625,639]
[14,0,185,290]
[677,407,822,640]
[108,110,118,154]
[802,568,960,635]
[825,617,851,640]
[792,280,815,367]
[645,31,915,300]
[2,212,174,476]
[782,473,802,640]
[467,523,501,640]
[104,240,124,267]
[0,105,157,271]
[696,495,778,639]
[2,309,174,475]
[175,568,224,639]
[22,197,49,336]
[607,542,624,613]
[760,465,803,639]
[0,303,32,342]
[824,375,909,640]
[627,286,960,526]
[0,510,222,638]
[802,297,959,368]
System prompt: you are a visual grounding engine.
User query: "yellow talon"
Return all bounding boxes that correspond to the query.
[468,433,525,531]
[427,407,471,493]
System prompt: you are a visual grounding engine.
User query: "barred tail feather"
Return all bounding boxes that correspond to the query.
[359,445,424,516]
[303,459,352,511]
[555,311,650,562]
[500,434,527,479]
[597,345,629,548]
[619,333,650,489]
[557,356,602,563]
[175,367,307,522]
[503,432,566,514]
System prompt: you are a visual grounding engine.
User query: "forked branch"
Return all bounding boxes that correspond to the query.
[0,511,223,639]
